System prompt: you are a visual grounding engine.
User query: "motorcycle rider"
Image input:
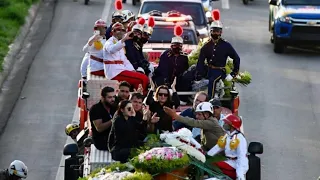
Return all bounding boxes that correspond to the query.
[207,114,248,180]
[65,123,80,142]
[122,10,135,29]
[83,19,107,77]
[0,160,28,180]
[195,10,240,99]
[103,22,149,95]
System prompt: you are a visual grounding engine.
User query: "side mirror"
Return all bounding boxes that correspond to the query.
[269,0,278,5]
[206,11,213,24]
[248,142,263,155]
[83,137,93,147]
[82,92,90,99]
[63,143,79,156]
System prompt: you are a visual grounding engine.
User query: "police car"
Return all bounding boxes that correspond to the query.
[269,0,320,53]
[139,0,210,38]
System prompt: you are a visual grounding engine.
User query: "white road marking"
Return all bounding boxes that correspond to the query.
[221,0,230,9]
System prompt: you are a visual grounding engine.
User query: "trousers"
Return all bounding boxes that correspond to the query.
[215,161,237,180]
[207,69,226,99]
[112,70,149,95]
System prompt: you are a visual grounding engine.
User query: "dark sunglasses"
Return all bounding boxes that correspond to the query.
[158,93,169,97]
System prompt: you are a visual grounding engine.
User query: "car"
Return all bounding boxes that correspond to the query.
[269,0,320,53]
[138,0,211,38]
[138,11,200,64]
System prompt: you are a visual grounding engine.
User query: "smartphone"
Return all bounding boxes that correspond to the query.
[94,30,100,35]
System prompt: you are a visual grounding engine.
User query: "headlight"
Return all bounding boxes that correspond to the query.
[278,16,292,23]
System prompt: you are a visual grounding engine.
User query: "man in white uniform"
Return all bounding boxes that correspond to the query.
[207,114,248,180]
[103,22,149,95]
[82,19,107,77]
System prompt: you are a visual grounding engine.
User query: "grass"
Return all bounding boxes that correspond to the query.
[0,0,39,71]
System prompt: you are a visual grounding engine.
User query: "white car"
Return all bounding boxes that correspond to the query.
[138,0,210,39]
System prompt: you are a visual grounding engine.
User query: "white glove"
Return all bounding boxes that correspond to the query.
[148,63,154,73]
[136,67,145,74]
[225,74,233,81]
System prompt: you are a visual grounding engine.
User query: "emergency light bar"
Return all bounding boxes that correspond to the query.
[139,14,193,23]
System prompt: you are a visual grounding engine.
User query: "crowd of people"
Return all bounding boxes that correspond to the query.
[67,3,247,180]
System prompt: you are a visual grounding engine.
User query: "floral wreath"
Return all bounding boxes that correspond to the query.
[160,128,206,162]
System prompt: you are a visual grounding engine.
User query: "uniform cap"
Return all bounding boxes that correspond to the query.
[94,19,107,28]
[112,22,125,31]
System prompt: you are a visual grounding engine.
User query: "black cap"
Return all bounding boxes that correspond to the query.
[209,99,222,107]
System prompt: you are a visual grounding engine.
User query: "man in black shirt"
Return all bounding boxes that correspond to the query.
[115,81,131,105]
[130,93,146,141]
[89,86,116,150]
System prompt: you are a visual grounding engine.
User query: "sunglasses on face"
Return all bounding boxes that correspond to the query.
[158,93,169,97]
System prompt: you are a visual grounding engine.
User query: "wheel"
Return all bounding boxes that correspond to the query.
[243,0,249,5]
[132,0,136,5]
[84,0,89,5]
[273,36,285,54]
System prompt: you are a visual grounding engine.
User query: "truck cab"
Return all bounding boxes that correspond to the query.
[269,0,320,53]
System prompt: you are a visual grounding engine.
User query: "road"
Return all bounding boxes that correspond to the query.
[0,0,319,180]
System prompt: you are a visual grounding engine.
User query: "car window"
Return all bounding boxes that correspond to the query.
[140,2,206,26]
[282,0,320,5]
[148,27,198,45]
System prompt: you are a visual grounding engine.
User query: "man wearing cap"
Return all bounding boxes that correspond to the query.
[103,22,149,95]
[152,30,191,103]
[82,19,107,78]
[105,11,124,40]
[209,99,226,126]
[195,12,240,100]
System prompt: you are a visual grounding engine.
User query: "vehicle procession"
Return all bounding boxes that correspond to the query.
[61,0,264,180]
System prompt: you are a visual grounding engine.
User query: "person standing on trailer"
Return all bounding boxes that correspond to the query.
[195,9,240,99]
[207,114,248,180]
[82,19,107,77]
[103,22,149,95]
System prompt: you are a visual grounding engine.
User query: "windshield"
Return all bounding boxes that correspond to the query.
[282,0,320,5]
[202,0,208,2]
[148,27,197,44]
[140,2,206,26]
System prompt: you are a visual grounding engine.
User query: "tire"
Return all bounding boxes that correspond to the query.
[273,29,285,53]
[246,154,261,180]
[84,0,89,5]
[243,0,249,5]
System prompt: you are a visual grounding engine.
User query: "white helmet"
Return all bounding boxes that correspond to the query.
[8,160,28,178]
[210,20,223,29]
[195,102,213,114]
[122,10,135,22]
[171,36,184,44]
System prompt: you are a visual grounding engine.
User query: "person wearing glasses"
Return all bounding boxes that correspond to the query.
[108,100,145,163]
[145,78,180,133]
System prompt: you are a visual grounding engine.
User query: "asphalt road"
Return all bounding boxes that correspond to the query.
[0,0,320,180]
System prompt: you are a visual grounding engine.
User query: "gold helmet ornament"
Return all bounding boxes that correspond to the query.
[171,25,184,44]
[210,9,223,29]
[132,17,145,32]
[143,16,155,36]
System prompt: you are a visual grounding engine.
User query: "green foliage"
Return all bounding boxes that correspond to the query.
[188,40,205,66]
[123,172,153,180]
[0,0,38,71]
[131,153,190,175]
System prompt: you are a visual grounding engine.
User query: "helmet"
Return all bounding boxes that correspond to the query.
[143,24,153,36]
[132,24,143,32]
[210,21,223,29]
[112,11,124,20]
[122,10,135,22]
[171,36,183,44]
[65,123,80,136]
[195,102,213,114]
[8,160,28,178]
[223,114,242,131]
[112,22,125,31]
[94,19,107,28]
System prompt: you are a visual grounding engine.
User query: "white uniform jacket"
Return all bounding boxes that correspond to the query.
[103,36,135,79]
[85,38,105,73]
[207,131,249,178]
[80,52,89,78]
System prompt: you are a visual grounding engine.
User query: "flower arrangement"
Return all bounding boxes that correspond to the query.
[131,147,189,175]
[160,128,206,163]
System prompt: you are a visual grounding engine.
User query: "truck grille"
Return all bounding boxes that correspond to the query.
[292,26,320,34]
[291,26,320,41]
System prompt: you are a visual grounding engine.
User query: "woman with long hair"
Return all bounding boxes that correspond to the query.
[108,100,145,163]
[145,77,180,133]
